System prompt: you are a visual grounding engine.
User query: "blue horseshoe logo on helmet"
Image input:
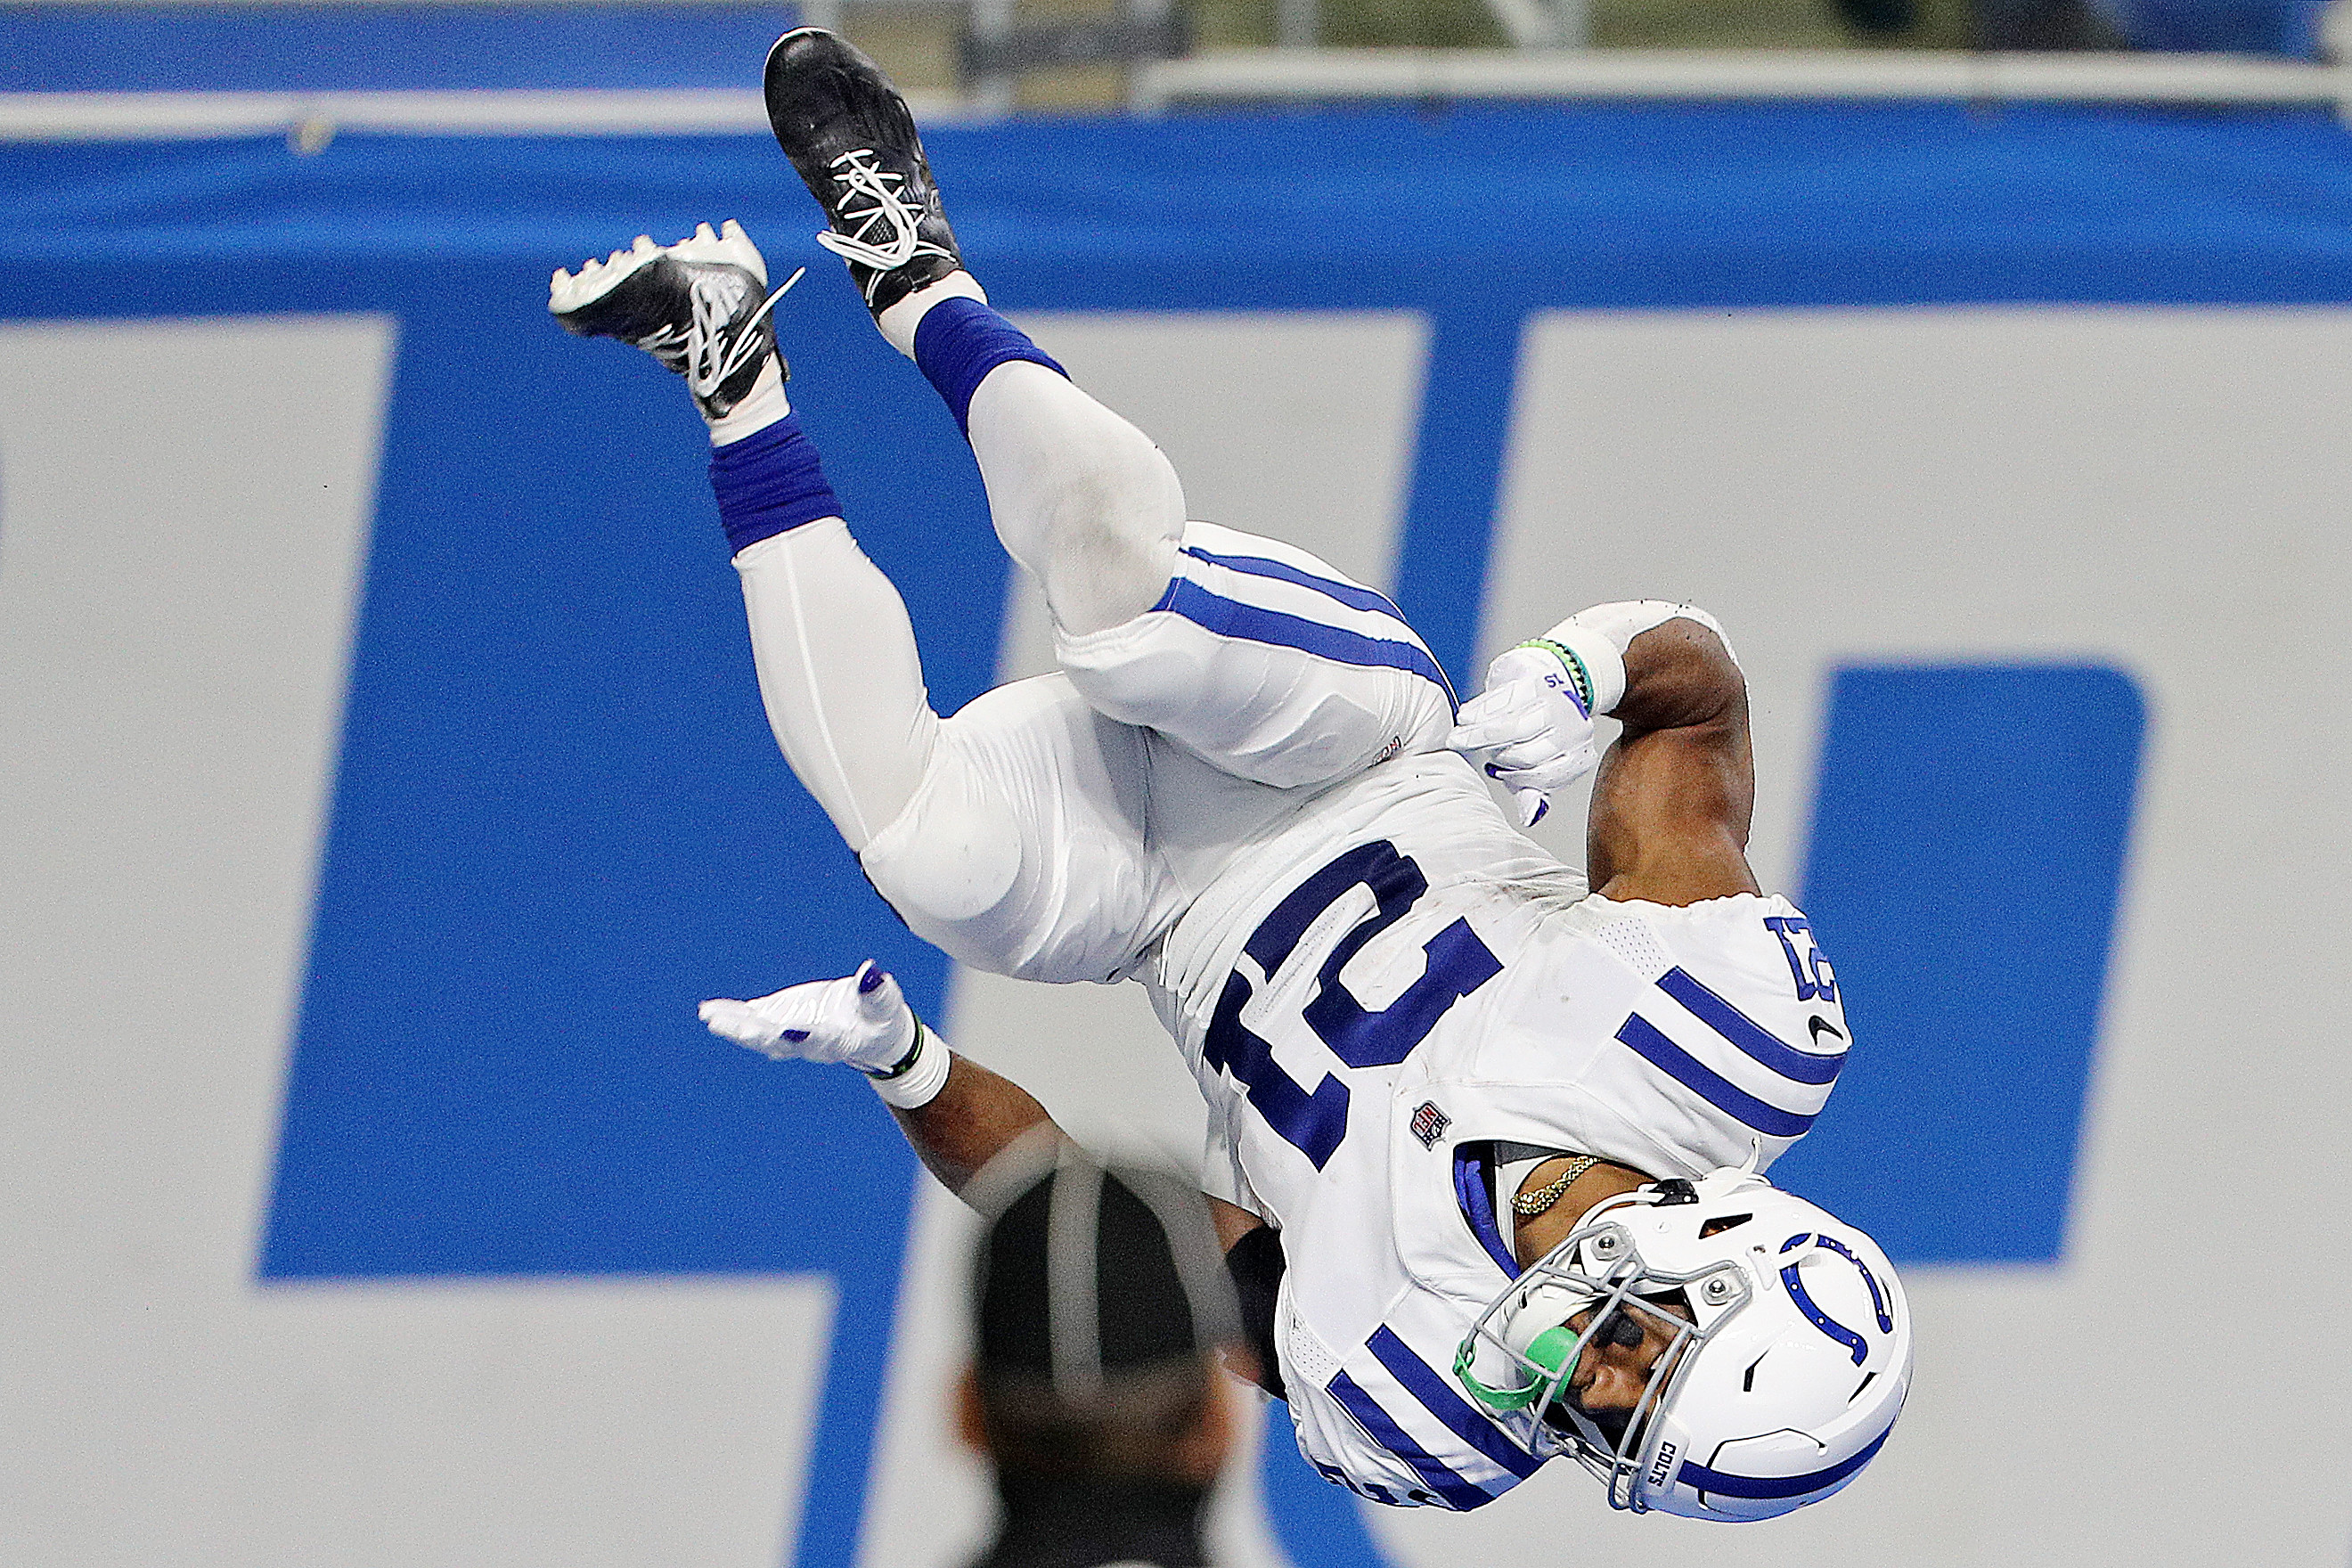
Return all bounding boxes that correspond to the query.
[1777,1232,1891,1366]
[1812,1233,1896,1333]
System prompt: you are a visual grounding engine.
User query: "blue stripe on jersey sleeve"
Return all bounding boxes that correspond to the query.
[1655,967,1846,1087]
[1158,577,1458,713]
[1615,1013,1817,1138]
[1368,1327,1542,1480]
[1326,1371,1498,1510]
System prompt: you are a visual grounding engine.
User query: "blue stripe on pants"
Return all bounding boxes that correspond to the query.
[1157,576,1457,715]
[1180,543,1412,622]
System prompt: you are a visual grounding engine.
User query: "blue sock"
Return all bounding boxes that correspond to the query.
[912,298,1068,437]
[708,412,845,555]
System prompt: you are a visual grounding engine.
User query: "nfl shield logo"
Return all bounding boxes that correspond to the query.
[1410,1100,1450,1149]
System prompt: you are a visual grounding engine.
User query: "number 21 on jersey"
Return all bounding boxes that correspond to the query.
[1202,840,1501,1169]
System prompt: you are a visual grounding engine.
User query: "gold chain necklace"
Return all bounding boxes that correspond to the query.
[1511,1153,1604,1218]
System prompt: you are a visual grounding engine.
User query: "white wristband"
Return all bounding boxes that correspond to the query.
[1544,600,1738,715]
[864,1020,951,1109]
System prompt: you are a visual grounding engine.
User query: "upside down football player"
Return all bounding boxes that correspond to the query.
[551,28,1912,1522]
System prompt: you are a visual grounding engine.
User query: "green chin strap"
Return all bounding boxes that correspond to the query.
[1454,1324,1584,1415]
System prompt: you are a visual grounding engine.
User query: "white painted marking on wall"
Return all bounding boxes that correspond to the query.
[0,321,835,1568]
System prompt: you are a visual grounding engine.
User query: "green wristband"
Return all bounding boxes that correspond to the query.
[1515,637,1597,716]
[860,1019,928,1081]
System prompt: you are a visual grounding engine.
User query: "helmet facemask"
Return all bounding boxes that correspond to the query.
[1454,1209,1752,1510]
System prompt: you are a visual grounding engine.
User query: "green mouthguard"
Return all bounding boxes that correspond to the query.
[1454,1324,1584,1415]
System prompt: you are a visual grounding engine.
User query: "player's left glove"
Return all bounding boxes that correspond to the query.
[699,960,950,1107]
[1447,642,1604,828]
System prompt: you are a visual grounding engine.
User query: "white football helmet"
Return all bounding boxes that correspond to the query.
[1453,1164,1911,1520]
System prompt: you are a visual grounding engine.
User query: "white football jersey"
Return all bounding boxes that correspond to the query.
[1147,750,1851,1509]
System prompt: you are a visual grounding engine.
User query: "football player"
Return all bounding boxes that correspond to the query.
[551,28,1911,1522]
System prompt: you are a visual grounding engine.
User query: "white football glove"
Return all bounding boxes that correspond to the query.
[1447,643,1603,829]
[699,960,919,1074]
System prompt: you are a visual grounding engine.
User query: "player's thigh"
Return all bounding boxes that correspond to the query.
[857,674,1178,984]
[1054,520,1456,791]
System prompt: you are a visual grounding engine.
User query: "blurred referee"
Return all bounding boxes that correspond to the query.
[957,1140,1246,1568]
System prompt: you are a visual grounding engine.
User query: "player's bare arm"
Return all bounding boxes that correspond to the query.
[1448,601,1758,904]
[1586,617,1760,906]
[698,963,1073,1197]
[702,961,1266,1245]
[889,1054,1059,1195]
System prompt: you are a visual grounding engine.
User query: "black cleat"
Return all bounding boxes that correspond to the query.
[763,28,965,319]
[548,220,798,420]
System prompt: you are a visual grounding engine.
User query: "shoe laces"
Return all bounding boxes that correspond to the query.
[681,265,804,400]
[814,148,928,272]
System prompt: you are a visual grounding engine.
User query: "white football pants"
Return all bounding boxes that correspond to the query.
[730,359,1455,984]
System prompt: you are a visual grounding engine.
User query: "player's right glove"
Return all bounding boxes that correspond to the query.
[1446,641,1605,828]
[699,961,950,1107]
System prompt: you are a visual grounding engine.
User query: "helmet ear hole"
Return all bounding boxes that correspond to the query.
[1699,1213,1752,1239]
